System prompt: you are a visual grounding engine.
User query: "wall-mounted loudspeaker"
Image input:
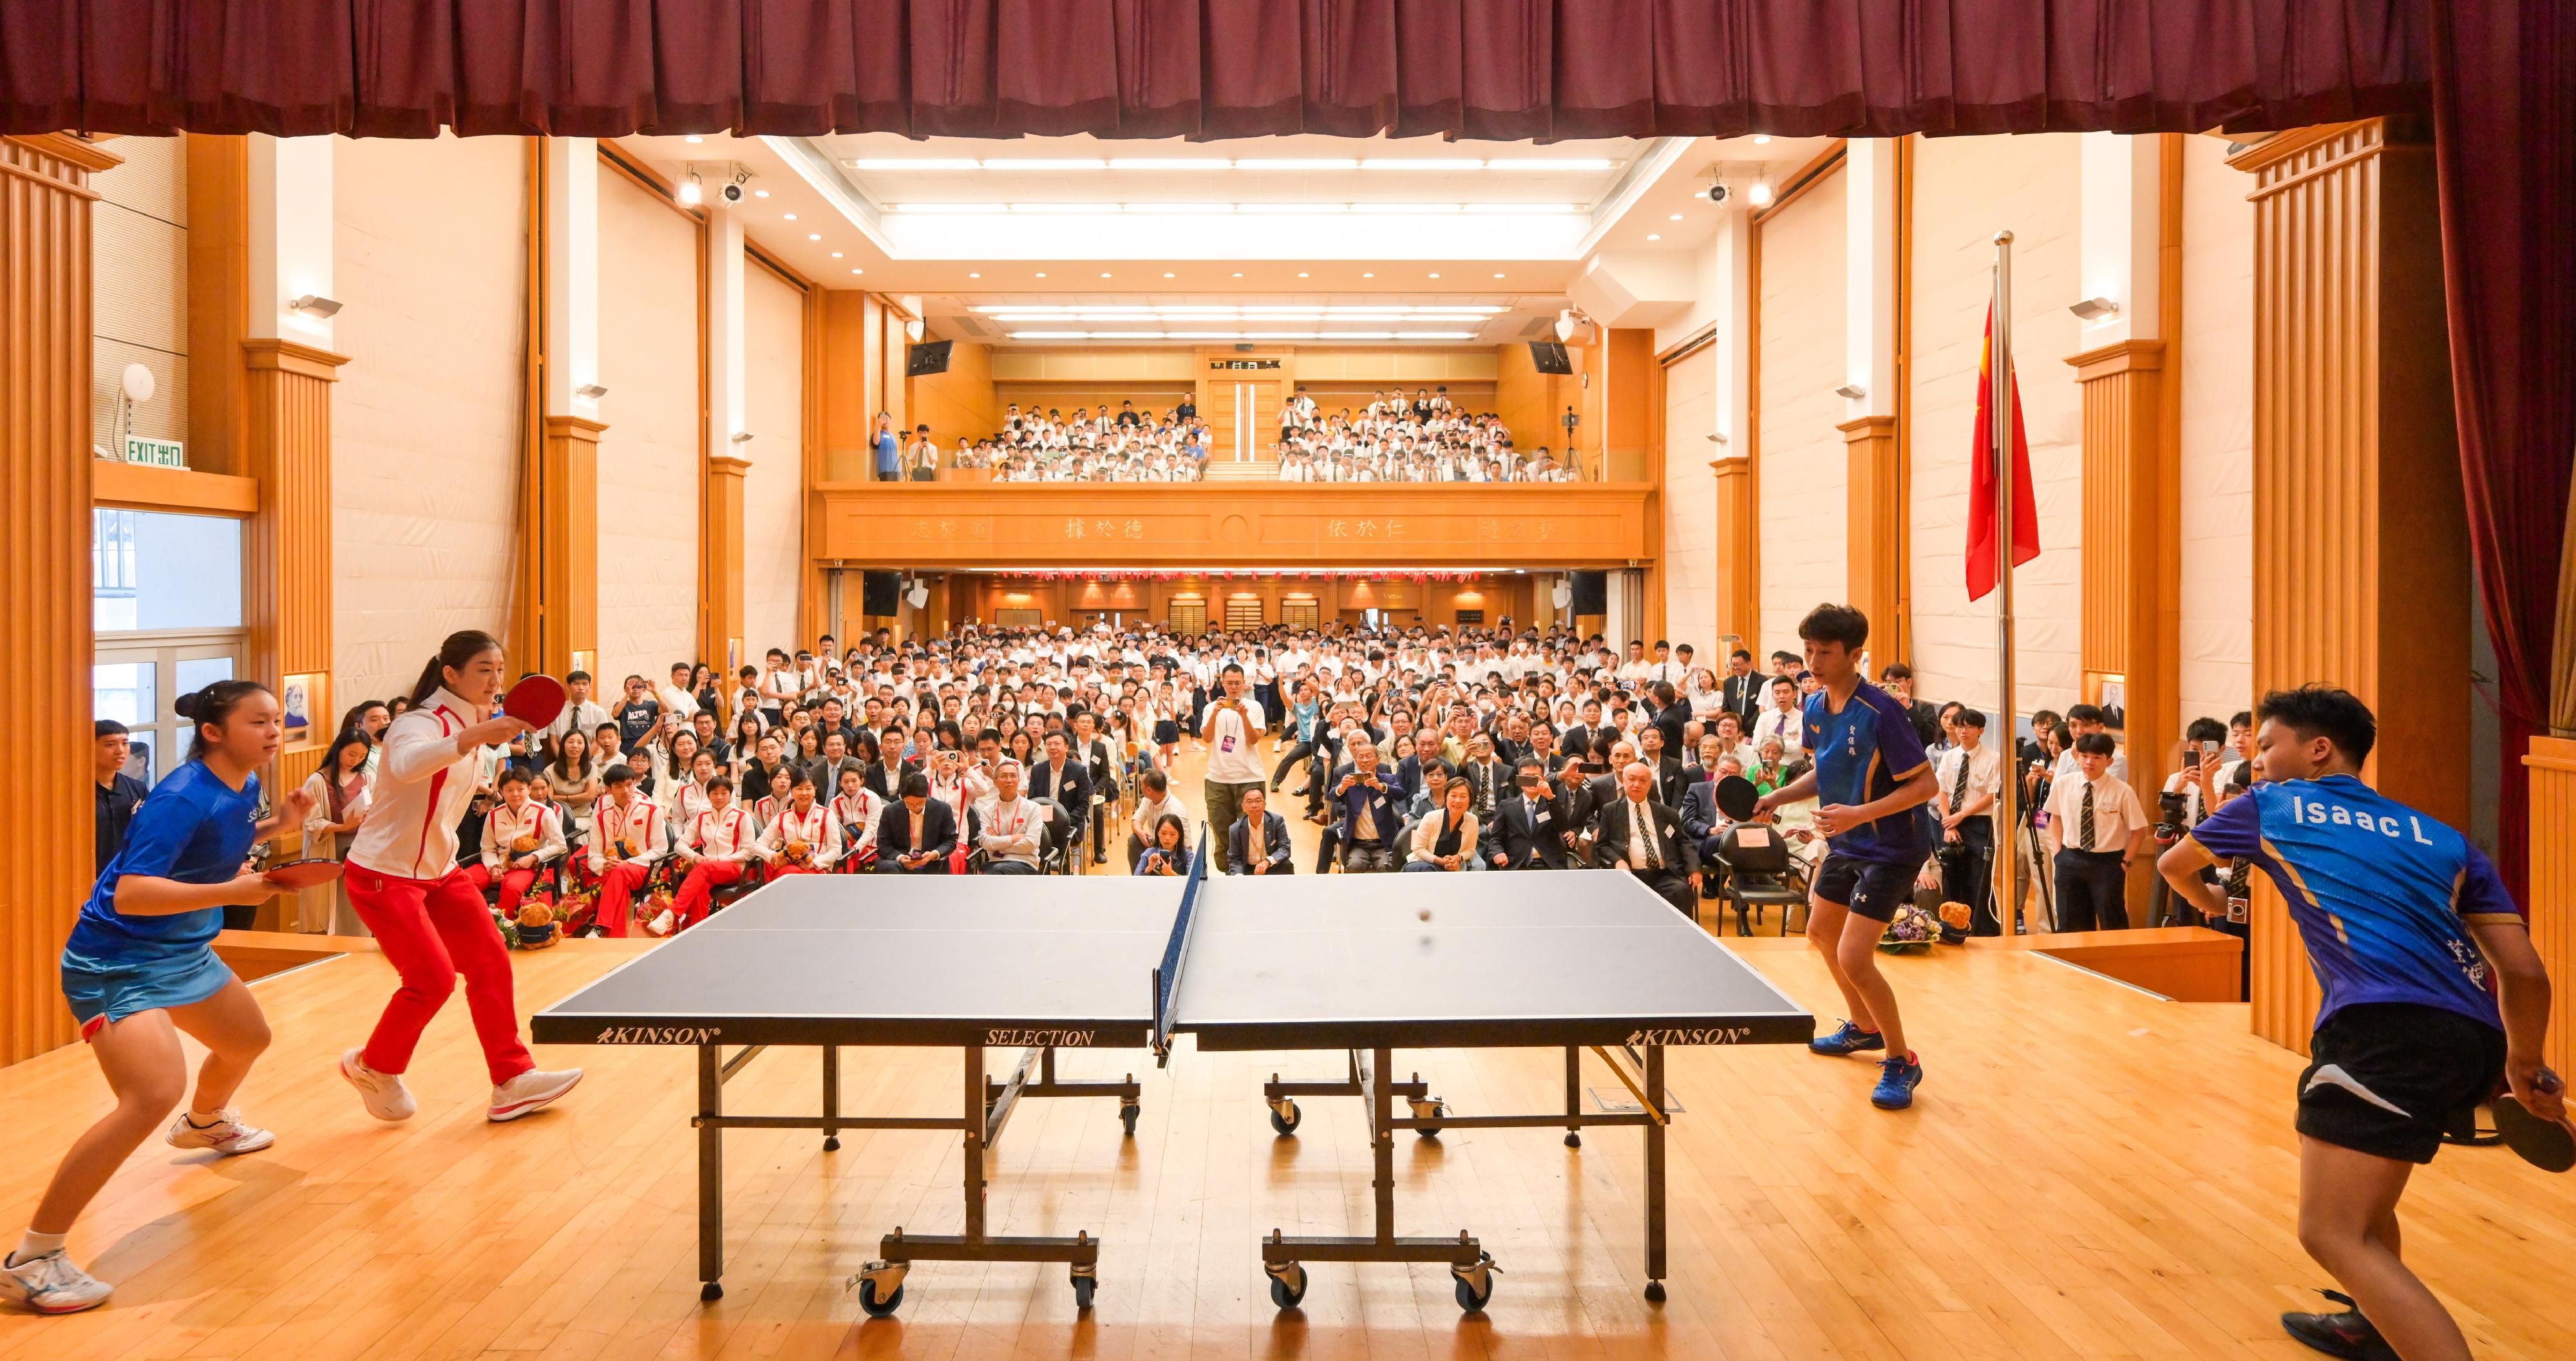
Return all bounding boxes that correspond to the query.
[905,339,953,377]
[1568,570,1607,614]
[1528,340,1574,375]
[862,570,901,615]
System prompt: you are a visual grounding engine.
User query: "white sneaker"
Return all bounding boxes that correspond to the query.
[0,1250,112,1315]
[645,908,676,937]
[341,1047,417,1122]
[165,1109,275,1155]
[489,1067,583,1122]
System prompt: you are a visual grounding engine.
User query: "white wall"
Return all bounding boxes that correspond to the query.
[743,260,806,658]
[2177,135,2256,731]
[330,133,526,706]
[1660,345,1718,652]
[1905,133,2087,721]
[595,169,703,685]
[1755,167,1848,656]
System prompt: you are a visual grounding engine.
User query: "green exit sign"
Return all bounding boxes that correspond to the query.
[123,436,185,468]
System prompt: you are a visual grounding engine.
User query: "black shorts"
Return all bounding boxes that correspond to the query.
[2297,1002,2506,1164]
[1814,853,1916,924]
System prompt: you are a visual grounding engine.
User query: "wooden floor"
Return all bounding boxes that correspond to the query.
[4,739,2571,1358]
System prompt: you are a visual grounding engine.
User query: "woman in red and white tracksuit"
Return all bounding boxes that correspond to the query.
[661,775,762,933]
[339,631,582,1125]
[829,768,883,873]
[756,773,840,877]
[462,767,565,917]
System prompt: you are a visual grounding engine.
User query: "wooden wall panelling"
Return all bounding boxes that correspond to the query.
[3,134,120,1062]
[815,484,1653,569]
[1712,457,1759,653]
[183,134,247,476]
[241,338,346,873]
[1841,415,1903,659]
[2231,120,2467,1052]
[701,452,749,665]
[2071,338,2175,920]
[2527,739,2576,1077]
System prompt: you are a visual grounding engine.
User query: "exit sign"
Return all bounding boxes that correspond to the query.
[123,436,185,468]
[1208,359,1282,370]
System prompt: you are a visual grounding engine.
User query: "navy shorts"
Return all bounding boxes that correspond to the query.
[1814,853,1916,924]
[2299,1002,2506,1163]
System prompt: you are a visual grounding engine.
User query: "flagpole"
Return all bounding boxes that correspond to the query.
[1991,230,2024,933]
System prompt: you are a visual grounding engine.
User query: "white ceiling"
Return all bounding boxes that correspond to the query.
[618,131,1834,345]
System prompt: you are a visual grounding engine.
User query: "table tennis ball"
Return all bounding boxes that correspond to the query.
[1418,908,1433,922]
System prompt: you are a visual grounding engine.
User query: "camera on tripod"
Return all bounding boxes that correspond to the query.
[2153,790,2191,846]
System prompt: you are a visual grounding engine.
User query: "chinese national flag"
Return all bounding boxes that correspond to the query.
[1966,301,2040,601]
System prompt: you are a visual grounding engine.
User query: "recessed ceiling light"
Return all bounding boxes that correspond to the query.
[685,135,705,144]
[1428,272,1441,279]
[1493,272,1505,278]
[969,272,981,278]
[783,213,797,220]
[1101,272,1112,278]
[1361,272,1374,278]
[1668,213,1683,220]
[1036,272,1047,278]
[1647,233,1661,240]
[1296,272,1309,278]
[808,233,821,240]
[754,189,769,198]
[1163,272,1175,278]
[830,251,844,258]
[1753,135,1773,145]
[850,268,863,274]
[1231,272,1243,278]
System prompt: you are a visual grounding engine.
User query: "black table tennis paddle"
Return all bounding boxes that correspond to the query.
[1713,775,1761,822]
[2494,1067,2575,1173]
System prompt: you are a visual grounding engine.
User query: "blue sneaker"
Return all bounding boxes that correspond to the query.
[1808,1020,1885,1056]
[1871,1054,1924,1110]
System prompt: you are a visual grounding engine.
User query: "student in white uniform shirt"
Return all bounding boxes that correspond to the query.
[1750,676,1806,757]
[1931,709,2005,934]
[2042,732,2149,932]
[657,663,699,725]
[540,670,612,758]
[656,773,763,935]
[587,763,667,938]
[463,766,565,920]
[337,631,582,1127]
[757,771,840,877]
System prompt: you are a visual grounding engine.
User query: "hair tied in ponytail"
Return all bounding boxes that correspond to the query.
[180,680,273,759]
[410,629,507,708]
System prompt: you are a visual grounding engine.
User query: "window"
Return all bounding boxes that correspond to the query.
[1168,597,1208,635]
[95,509,247,783]
[1280,595,1319,631]
[1224,596,1264,631]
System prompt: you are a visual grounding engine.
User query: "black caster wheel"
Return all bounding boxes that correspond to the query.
[1119,1102,1141,1137]
[1453,1274,1495,1313]
[1410,1098,1445,1138]
[700,1281,723,1302]
[824,1135,841,1151]
[1269,1099,1301,1136]
[1564,1132,1582,1148]
[1643,1280,1666,1304]
[856,1279,904,1318]
[1072,1275,1097,1311]
[1267,1264,1308,1310]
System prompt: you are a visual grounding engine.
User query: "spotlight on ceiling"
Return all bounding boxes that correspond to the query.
[1747,180,1774,207]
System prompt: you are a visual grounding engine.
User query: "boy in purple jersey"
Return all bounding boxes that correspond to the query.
[2160,687,2562,1361]
[1752,605,1938,1110]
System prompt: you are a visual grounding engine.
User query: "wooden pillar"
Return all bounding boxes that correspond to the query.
[241,339,348,867]
[1840,416,1904,661]
[1712,458,1759,656]
[2526,739,2576,1077]
[525,416,605,677]
[1,134,118,1062]
[2231,120,2467,1052]
[2070,339,2176,920]
[701,452,750,671]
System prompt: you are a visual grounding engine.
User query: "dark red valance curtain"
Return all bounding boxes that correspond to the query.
[2431,1,2576,906]
[1,1,2434,140]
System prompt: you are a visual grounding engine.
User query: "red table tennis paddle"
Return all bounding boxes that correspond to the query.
[503,674,567,730]
[263,858,343,890]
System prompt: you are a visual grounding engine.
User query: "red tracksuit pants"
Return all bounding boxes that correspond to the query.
[345,862,535,1086]
[460,862,542,915]
[668,859,745,930]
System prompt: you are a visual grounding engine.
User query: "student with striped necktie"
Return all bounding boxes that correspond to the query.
[2041,732,2148,931]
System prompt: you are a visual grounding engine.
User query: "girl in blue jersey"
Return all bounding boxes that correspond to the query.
[3,681,312,1316]
[2161,686,2564,1361]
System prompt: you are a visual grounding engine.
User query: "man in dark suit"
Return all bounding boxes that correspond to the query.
[1071,709,1121,865]
[1026,729,1093,862]
[1226,786,1296,875]
[805,729,867,800]
[1455,734,1509,820]
[1480,758,1571,870]
[1595,761,1701,914]
[1551,755,1602,866]
[875,772,958,873]
[1636,726,1690,808]
[1720,649,1767,725]
[1645,681,1689,765]
[1325,735,1403,873]
[1879,663,1944,748]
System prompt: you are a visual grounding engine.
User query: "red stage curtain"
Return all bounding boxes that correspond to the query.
[1,0,2434,139]
[2431,2,2576,905]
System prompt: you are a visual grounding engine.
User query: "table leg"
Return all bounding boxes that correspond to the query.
[698,1043,724,1300]
[963,1042,986,1242]
[1564,1045,1583,1148]
[1369,1047,1394,1246]
[1643,1043,1666,1302]
[822,1045,841,1151]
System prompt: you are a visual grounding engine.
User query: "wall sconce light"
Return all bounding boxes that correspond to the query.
[1833,382,1867,400]
[1705,431,1727,444]
[289,294,341,318]
[2069,296,2120,321]
[729,430,754,443]
[574,382,609,400]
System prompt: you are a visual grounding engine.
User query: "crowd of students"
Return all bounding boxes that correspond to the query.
[1273,387,1571,482]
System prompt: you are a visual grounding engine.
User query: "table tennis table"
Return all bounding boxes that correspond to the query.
[530,843,1813,1316]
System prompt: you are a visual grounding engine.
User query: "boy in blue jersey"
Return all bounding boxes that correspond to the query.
[2160,686,2562,1361]
[1752,605,1939,1110]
